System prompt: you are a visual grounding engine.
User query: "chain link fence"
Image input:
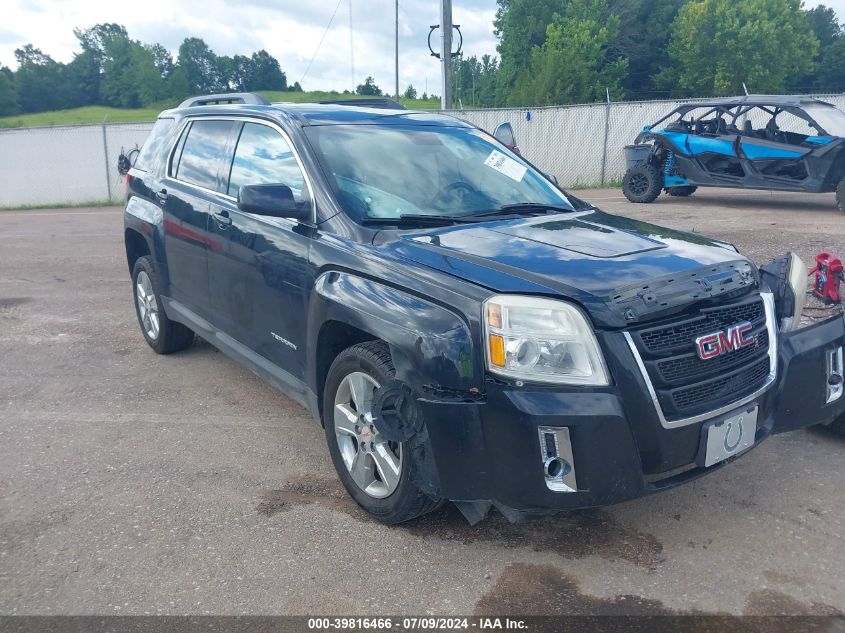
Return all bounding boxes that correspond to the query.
[448,93,845,188]
[2,93,844,207]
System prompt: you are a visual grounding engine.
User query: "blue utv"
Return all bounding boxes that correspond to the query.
[621,95,845,213]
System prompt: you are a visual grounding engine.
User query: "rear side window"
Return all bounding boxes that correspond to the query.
[227,123,307,201]
[173,120,236,192]
[134,117,175,172]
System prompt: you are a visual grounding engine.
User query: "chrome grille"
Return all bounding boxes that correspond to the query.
[630,295,772,420]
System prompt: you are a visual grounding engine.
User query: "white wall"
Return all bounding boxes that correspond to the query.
[0,122,153,208]
[2,94,843,208]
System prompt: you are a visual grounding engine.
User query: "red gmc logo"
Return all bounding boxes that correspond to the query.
[695,321,754,360]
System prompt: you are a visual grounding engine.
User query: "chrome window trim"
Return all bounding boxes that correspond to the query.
[623,292,778,429]
[164,114,317,225]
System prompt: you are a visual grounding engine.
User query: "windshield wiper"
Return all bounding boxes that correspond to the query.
[472,202,576,217]
[361,203,577,228]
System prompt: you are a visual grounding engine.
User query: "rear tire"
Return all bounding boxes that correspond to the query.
[836,178,845,214]
[667,185,698,197]
[622,164,663,203]
[323,341,441,524]
[132,256,194,354]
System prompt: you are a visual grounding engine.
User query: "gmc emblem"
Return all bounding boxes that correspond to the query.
[695,321,754,360]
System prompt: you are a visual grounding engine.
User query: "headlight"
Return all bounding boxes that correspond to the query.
[761,252,807,332]
[483,295,609,385]
[784,253,807,331]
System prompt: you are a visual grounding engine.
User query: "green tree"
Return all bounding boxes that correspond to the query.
[177,37,221,94]
[660,0,818,96]
[355,76,382,96]
[452,54,499,107]
[609,0,687,99]
[13,45,66,112]
[246,50,286,90]
[402,84,417,99]
[0,67,19,115]
[816,36,845,92]
[493,0,560,104]
[509,0,628,106]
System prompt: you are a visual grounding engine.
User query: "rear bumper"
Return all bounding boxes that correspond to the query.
[418,312,845,512]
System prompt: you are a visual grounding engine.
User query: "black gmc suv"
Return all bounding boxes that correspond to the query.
[124,93,845,524]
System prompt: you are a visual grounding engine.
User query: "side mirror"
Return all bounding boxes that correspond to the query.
[237,183,310,221]
[493,122,520,155]
[546,173,559,185]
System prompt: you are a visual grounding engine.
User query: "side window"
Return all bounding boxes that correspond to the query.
[134,117,175,172]
[227,123,308,202]
[173,120,236,192]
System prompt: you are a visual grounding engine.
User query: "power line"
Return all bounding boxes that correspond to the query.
[299,0,344,86]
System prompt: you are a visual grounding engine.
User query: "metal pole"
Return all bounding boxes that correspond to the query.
[600,87,611,186]
[395,0,399,99]
[440,0,452,110]
[349,0,355,92]
[101,123,113,202]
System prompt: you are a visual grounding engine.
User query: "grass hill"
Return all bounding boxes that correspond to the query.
[0,91,441,129]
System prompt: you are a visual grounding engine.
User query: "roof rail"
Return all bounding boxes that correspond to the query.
[317,98,407,110]
[178,92,270,108]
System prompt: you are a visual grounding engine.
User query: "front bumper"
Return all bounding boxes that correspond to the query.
[418,312,845,512]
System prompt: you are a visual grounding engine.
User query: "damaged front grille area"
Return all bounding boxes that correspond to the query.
[627,293,775,424]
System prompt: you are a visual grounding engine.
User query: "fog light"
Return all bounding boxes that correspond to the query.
[538,427,577,493]
[827,347,843,404]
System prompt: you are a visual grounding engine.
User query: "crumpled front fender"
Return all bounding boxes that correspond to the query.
[772,312,845,433]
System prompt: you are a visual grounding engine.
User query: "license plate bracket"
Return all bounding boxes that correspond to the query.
[697,404,759,467]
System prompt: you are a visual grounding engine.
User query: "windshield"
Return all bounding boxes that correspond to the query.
[304,124,572,221]
[803,104,845,136]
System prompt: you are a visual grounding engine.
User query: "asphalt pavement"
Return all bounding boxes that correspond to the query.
[1,188,843,616]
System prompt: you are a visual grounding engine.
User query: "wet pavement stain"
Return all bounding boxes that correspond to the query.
[0,297,33,311]
[476,564,843,621]
[405,503,664,570]
[474,563,672,616]
[257,477,369,520]
[743,589,842,616]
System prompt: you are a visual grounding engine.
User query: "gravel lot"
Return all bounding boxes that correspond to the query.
[1,188,844,617]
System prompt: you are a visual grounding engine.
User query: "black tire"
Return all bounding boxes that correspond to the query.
[323,341,441,524]
[836,178,845,214]
[132,256,194,354]
[667,185,698,197]
[622,164,663,203]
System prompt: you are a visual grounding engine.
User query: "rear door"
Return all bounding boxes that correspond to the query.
[161,119,238,315]
[206,119,315,380]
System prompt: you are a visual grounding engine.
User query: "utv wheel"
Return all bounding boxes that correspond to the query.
[836,179,845,214]
[622,164,663,203]
[132,256,194,354]
[323,341,440,524]
[667,185,698,197]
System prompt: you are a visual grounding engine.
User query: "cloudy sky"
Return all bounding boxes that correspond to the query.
[1,0,843,95]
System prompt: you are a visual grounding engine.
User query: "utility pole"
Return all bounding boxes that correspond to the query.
[395,0,400,99]
[440,0,452,110]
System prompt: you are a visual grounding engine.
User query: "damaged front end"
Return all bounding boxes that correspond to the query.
[762,252,845,433]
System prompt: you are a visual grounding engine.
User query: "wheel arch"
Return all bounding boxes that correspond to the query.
[308,272,481,425]
[125,227,151,274]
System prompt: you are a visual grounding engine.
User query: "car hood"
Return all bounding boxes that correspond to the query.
[383,209,757,328]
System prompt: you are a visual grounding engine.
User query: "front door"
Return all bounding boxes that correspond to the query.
[206,120,314,380]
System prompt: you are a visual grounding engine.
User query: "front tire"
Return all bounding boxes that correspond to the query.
[836,178,845,214]
[622,164,663,203]
[132,256,194,354]
[323,341,440,524]
[667,185,698,197]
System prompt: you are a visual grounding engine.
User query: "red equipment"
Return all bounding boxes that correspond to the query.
[811,252,844,304]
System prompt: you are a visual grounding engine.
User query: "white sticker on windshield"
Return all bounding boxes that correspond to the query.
[484,149,527,182]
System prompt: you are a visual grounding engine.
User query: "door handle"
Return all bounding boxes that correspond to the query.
[155,189,168,205]
[212,210,232,227]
